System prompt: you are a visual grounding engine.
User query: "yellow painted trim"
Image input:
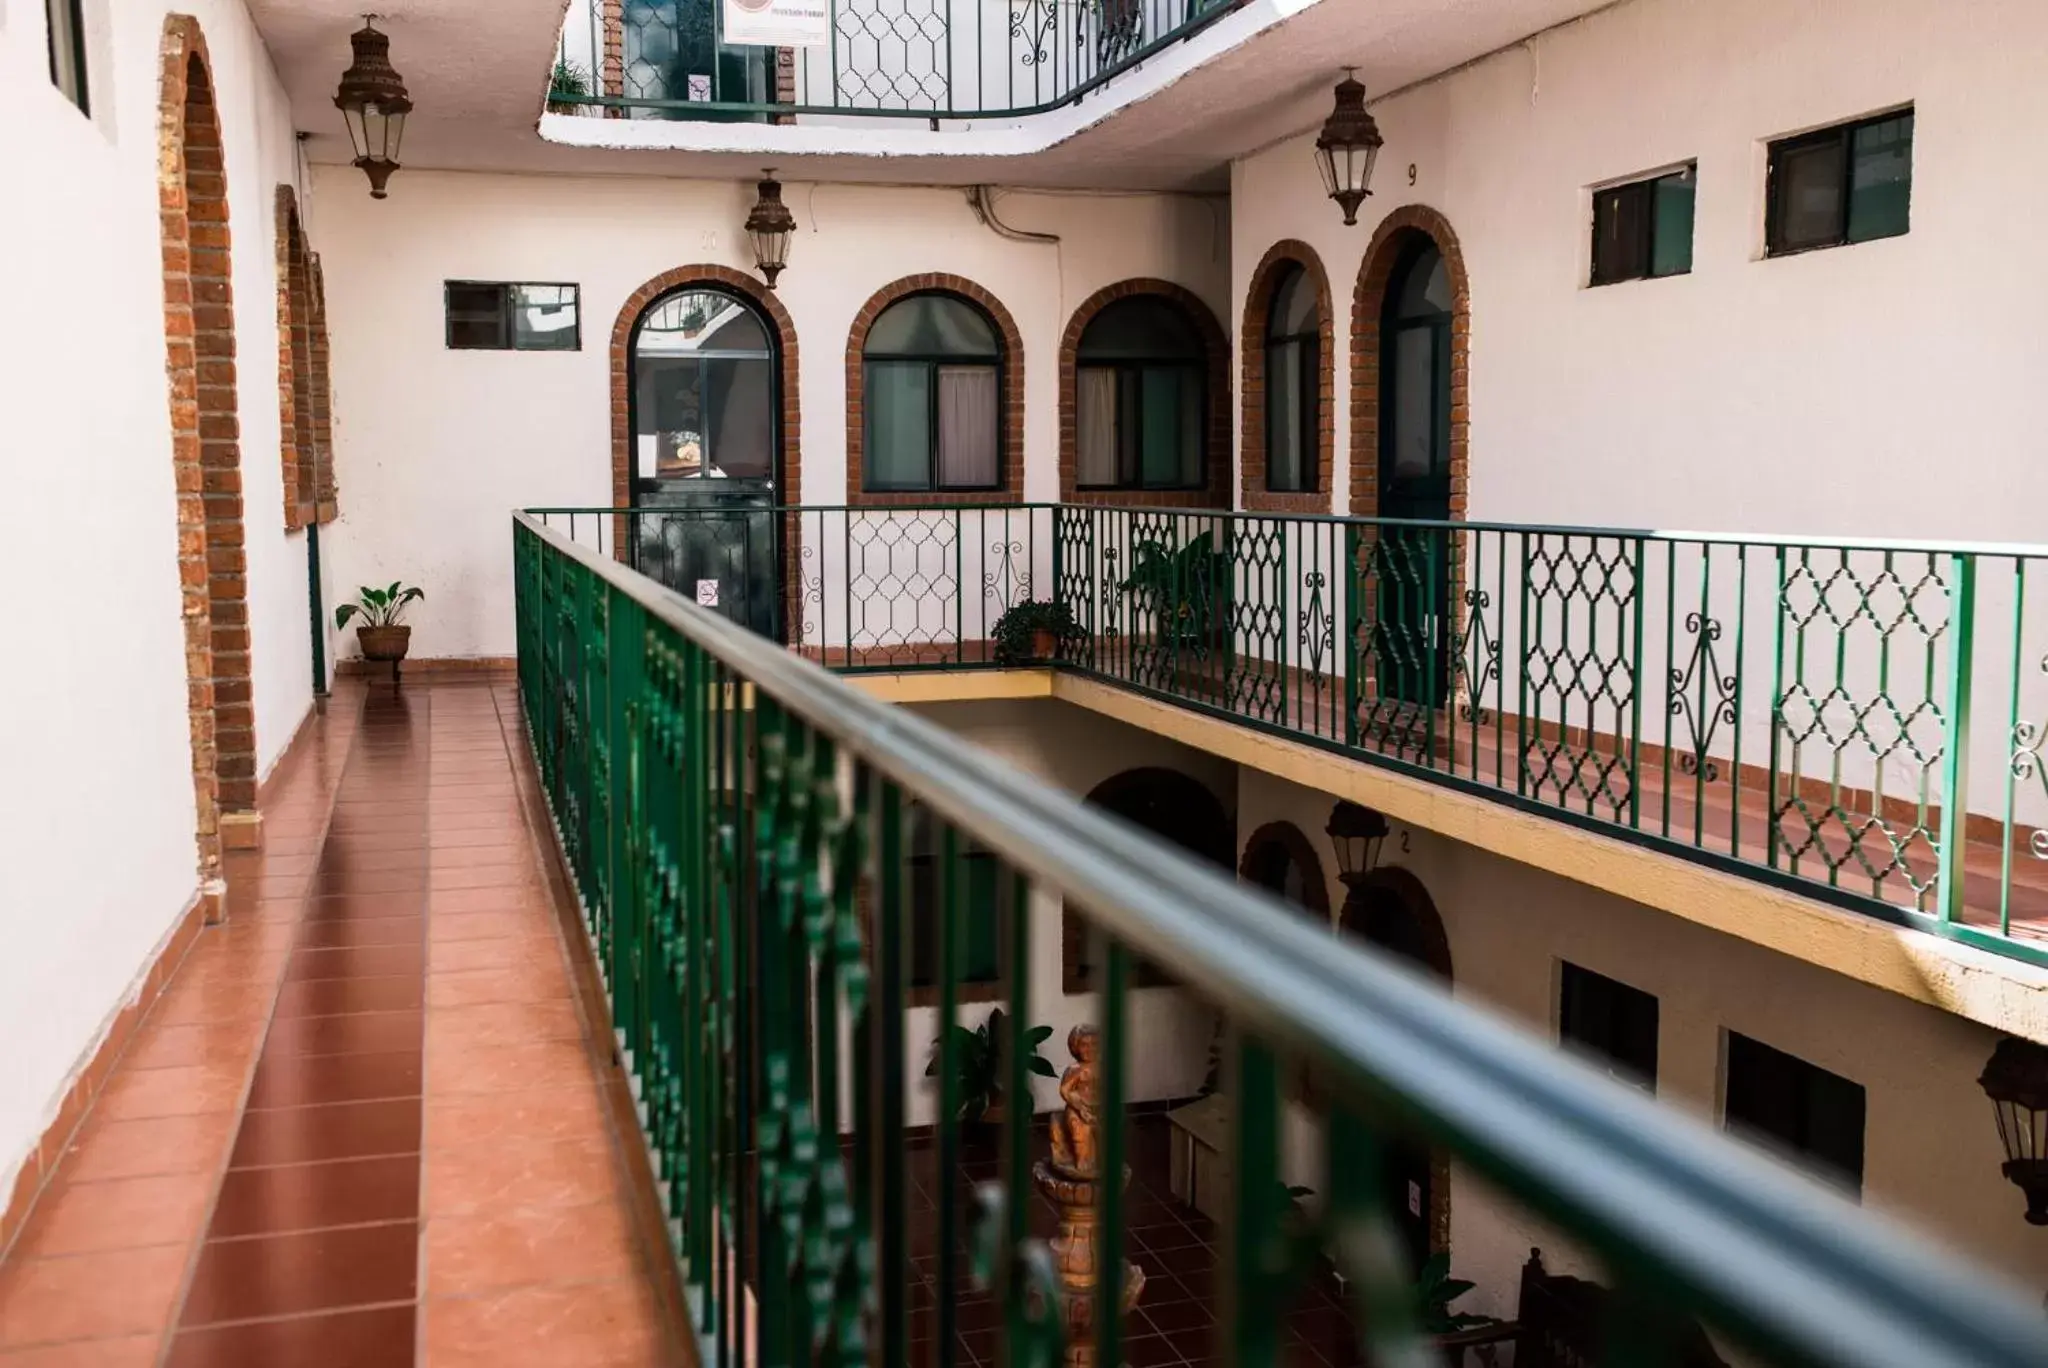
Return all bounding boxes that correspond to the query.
[850,669,1054,704]
[1048,674,2048,1043]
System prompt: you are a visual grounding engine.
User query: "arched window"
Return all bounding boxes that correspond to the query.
[1263,263,1320,494]
[631,286,778,487]
[1239,822,1329,924]
[862,292,1003,493]
[1074,295,1205,491]
[1381,242,1453,510]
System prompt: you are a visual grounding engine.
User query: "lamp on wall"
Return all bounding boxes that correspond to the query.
[1325,801,1390,888]
[745,170,796,289]
[1979,1037,2048,1225]
[334,18,412,199]
[1313,68,1383,226]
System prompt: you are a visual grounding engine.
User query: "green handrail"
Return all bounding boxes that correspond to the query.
[524,503,2048,970]
[515,509,2047,1368]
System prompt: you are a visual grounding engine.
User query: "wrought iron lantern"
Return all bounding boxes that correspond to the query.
[1979,1037,2048,1225]
[1314,68,1383,226]
[1326,801,1390,888]
[333,19,411,199]
[745,170,796,289]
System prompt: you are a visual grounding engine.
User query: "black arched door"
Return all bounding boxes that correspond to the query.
[1375,242,1454,707]
[628,284,783,639]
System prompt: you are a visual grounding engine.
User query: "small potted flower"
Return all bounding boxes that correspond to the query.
[991,600,1079,666]
[335,581,424,673]
[547,58,592,115]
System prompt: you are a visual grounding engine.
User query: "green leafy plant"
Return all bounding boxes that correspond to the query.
[334,581,425,631]
[991,601,1080,665]
[1411,1251,1494,1335]
[1118,531,1228,649]
[549,58,592,103]
[925,1007,1058,1124]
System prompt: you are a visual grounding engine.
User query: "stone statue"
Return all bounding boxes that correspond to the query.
[1048,1024,1100,1178]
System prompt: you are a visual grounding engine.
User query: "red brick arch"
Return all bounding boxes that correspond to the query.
[845,273,1025,507]
[1057,278,1230,509]
[1349,204,1471,521]
[1240,240,1336,513]
[275,186,314,531]
[609,264,801,518]
[160,14,255,897]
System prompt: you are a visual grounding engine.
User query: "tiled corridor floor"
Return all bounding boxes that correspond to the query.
[0,678,690,1367]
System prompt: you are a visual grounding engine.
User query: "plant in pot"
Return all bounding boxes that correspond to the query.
[1118,530,1233,694]
[547,58,592,114]
[926,1006,1058,1148]
[991,600,1079,666]
[335,581,425,676]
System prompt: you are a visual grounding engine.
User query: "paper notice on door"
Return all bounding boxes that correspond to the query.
[696,580,720,608]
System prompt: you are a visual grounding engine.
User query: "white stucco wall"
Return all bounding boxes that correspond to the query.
[1236,766,2048,1313]
[312,166,1227,660]
[0,0,314,1198]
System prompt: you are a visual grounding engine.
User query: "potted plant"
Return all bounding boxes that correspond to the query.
[335,581,425,669]
[991,600,1079,666]
[547,58,591,114]
[1117,529,1233,692]
[1412,1252,1494,1337]
[926,1007,1058,1145]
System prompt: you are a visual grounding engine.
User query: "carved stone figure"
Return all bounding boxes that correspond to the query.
[1048,1024,1100,1178]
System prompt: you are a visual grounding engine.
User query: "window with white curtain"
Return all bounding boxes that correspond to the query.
[862,293,1004,493]
[1074,296,1205,491]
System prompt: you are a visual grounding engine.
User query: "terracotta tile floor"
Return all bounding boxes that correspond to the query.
[0,679,690,1367]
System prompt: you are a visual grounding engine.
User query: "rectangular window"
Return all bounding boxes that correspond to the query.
[1767,109,1913,256]
[1075,365,1204,492]
[863,362,1002,492]
[907,807,1003,998]
[444,282,581,351]
[1724,1032,1866,1192]
[1558,963,1658,1088]
[1590,165,1695,285]
[1265,339,1316,492]
[46,0,89,114]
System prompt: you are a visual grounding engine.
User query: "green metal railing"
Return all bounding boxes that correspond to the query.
[528,504,2048,967]
[514,509,2047,1368]
[549,0,1248,123]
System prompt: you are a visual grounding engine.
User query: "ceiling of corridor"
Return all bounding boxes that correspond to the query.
[250,0,1621,191]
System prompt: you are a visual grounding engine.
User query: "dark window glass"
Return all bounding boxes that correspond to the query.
[1768,110,1912,256]
[1263,264,1319,494]
[1590,165,1695,286]
[1558,963,1659,1088]
[445,282,581,351]
[1725,1032,1866,1192]
[863,292,1003,492]
[631,288,776,483]
[1076,297,1205,491]
[907,806,1002,990]
[46,0,88,114]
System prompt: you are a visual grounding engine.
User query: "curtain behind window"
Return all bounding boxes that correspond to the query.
[936,366,998,488]
[1076,369,1118,486]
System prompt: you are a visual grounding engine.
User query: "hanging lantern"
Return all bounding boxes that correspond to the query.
[1979,1037,2048,1225]
[745,170,796,289]
[1326,801,1390,888]
[334,19,412,199]
[1314,68,1383,226]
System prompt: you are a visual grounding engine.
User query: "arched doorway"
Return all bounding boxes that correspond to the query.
[1063,767,1232,992]
[1339,866,1453,1267]
[1238,821,1331,925]
[626,281,785,638]
[160,17,253,901]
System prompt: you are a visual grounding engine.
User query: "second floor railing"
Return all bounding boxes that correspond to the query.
[512,507,2048,1368]
[527,504,2048,968]
[550,0,1247,122]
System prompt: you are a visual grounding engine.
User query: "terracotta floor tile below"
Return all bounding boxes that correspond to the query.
[164,1304,417,1368]
[207,1155,421,1238]
[0,1245,188,1349]
[9,1172,217,1258]
[424,1042,596,1096]
[423,999,585,1050]
[424,1087,611,1152]
[423,1201,641,1296]
[58,1111,240,1184]
[179,1221,419,1326]
[0,1335,162,1367]
[244,1048,423,1110]
[423,1135,621,1215]
[257,1009,424,1061]
[422,1280,674,1368]
[93,1063,248,1122]
[425,966,572,1011]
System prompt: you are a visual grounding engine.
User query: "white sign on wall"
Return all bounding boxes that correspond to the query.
[722,0,829,48]
[696,579,721,608]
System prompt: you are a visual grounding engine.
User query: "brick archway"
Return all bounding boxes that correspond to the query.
[1057,278,1230,509]
[160,15,255,896]
[275,186,315,531]
[1240,240,1336,514]
[1349,205,1470,521]
[845,274,1025,507]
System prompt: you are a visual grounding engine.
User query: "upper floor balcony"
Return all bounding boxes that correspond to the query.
[527,501,2048,985]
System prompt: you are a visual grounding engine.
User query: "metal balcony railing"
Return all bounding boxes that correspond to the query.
[549,0,1247,122]
[513,509,2047,1368]
[526,504,2048,969]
